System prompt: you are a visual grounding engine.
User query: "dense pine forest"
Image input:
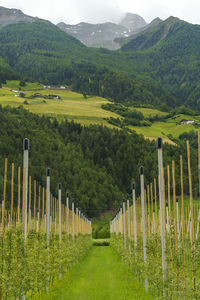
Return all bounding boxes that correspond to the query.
[0,105,198,217]
[1,17,200,110]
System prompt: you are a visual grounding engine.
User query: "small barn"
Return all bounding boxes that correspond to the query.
[181,119,195,125]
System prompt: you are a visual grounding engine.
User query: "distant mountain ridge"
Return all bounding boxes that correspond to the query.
[121,16,184,51]
[0,6,49,28]
[1,6,200,110]
[57,13,147,49]
[115,17,163,46]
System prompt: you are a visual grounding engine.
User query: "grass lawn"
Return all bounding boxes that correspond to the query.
[35,246,154,300]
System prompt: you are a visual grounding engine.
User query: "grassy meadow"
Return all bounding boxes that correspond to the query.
[1,80,199,142]
[1,81,119,126]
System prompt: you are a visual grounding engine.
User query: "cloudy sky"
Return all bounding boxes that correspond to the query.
[1,0,200,25]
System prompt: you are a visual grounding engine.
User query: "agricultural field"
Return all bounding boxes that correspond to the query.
[110,133,200,298]
[130,109,200,142]
[1,81,119,126]
[1,81,200,143]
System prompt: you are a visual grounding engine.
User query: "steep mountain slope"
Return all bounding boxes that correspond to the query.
[57,21,128,50]
[0,21,176,108]
[119,17,200,110]
[0,6,49,28]
[115,17,162,46]
[121,16,185,51]
[119,12,147,31]
[57,13,146,50]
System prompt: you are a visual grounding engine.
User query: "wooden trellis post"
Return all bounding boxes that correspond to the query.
[140,166,148,291]
[198,131,200,196]
[46,168,50,245]
[2,158,8,240]
[18,167,21,223]
[11,163,14,225]
[72,199,75,240]
[28,176,31,232]
[157,137,167,284]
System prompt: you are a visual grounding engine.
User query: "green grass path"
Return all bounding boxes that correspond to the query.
[37,246,153,300]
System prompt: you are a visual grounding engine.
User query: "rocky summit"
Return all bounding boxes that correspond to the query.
[57,13,147,50]
[0,6,48,28]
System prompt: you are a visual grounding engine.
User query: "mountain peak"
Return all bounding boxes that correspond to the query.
[0,6,22,14]
[0,6,50,28]
[149,17,162,25]
[119,12,147,31]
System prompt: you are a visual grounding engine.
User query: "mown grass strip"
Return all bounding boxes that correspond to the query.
[35,246,154,300]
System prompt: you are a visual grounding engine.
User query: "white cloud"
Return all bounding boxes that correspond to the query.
[1,0,200,25]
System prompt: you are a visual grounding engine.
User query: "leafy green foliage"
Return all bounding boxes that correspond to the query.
[111,228,200,299]
[1,225,92,299]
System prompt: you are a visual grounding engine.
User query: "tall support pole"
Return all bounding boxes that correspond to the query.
[127,195,131,252]
[132,183,137,250]
[28,176,31,233]
[187,140,196,294]
[46,168,50,246]
[157,137,167,283]
[167,165,171,223]
[42,187,45,231]
[154,178,158,233]
[180,155,186,283]
[34,180,36,228]
[11,163,14,225]
[176,198,180,242]
[150,183,154,232]
[58,183,62,242]
[38,186,41,232]
[120,207,123,235]
[23,138,29,240]
[2,158,8,240]
[140,166,148,291]
[78,209,81,235]
[198,131,200,196]
[18,167,21,223]
[123,199,126,249]
[75,207,78,236]
[66,192,69,235]
[172,160,178,252]
[147,185,150,235]
[72,199,75,240]
[166,203,169,233]
[187,141,193,244]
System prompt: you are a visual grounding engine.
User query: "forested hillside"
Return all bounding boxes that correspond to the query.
[0,21,178,109]
[120,17,200,110]
[0,105,198,216]
[1,15,200,110]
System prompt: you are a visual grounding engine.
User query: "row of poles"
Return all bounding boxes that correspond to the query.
[1,138,92,242]
[0,138,92,299]
[110,135,200,295]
